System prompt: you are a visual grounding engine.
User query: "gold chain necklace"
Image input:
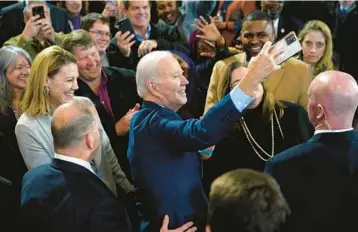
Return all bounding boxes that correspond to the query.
[239,109,284,161]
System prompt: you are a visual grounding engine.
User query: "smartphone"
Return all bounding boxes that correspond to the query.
[32,6,45,19]
[115,18,136,38]
[270,31,302,65]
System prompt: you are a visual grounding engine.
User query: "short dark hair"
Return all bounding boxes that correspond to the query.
[52,98,95,149]
[208,169,290,232]
[80,13,110,31]
[123,0,152,9]
[242,10,273,25]
[62,30,95,54]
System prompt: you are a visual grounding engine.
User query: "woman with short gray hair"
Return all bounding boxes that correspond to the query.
[0,45,31,230]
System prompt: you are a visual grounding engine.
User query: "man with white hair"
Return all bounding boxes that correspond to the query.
[265,70,358,232]
[128,43,281,232]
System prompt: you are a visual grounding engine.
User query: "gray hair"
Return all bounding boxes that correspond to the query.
[136,51,173,97]
[0,46,32,113]
[52,97,96,149]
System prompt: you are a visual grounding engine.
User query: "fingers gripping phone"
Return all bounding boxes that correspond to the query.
[115,18,136,39]
[270,31,302,65]
[32,6,45,19]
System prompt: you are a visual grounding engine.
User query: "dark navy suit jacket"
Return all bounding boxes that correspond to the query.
[265,130,358,232]
[21,159,132,232]
[127,94,244,232]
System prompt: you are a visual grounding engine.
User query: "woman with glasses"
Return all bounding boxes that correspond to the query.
[202,61,314,194]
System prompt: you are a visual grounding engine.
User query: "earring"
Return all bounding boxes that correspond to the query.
[44,86,50,95]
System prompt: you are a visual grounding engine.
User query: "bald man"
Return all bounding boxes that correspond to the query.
[264,71,358,232]
[21,97,132,232]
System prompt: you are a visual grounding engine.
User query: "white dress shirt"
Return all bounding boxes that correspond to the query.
[54,153,95,174]
[314,128,354,135]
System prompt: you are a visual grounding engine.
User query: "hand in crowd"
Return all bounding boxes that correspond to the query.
[102,1,118,18]
[138,40,158,57]
[41,20,55,44]
[160,215,197,232]
[22,15,44,41]
[236,41,282,105]
[115,103,140,136]
[115,31,136,57]
[213,18,226,30]
[193,16,222,43]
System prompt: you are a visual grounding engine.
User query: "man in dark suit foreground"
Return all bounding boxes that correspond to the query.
[265,70,358,232]
[206,169,290,232]
[128,43,282,232]
[21,97,132,232]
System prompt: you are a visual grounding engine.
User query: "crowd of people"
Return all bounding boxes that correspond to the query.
[1,1,358,232]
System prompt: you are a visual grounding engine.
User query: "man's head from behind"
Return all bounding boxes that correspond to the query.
[80,13,111,53]
[240,11,275,60]
[307,71,358,130]
[136,51,188,112]
[62,30,102,83]
[207,169,290,232]
[51,97,100,161]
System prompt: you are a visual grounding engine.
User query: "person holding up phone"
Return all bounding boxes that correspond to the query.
[107,0,192,71]
[205,10,312,113]
[4,2,67,60]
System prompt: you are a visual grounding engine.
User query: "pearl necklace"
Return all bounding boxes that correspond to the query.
[239,109,284,162]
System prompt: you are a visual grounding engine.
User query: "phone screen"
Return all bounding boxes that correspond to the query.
[32,6,45,19]
[270,32,302,65]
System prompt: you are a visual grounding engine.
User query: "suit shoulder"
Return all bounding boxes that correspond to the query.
[285,57,309,68]
[16,113,38,127]
[1,3,24,14]
[269,142,318,164]
[104,66,136,79]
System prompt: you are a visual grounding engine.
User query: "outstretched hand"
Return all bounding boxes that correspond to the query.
[160,215,197,232]
[193,16,222,42]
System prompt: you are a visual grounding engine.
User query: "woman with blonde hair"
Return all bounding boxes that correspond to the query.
[202,61,314,194]
[16,45,132,196]
[298,20,334,76]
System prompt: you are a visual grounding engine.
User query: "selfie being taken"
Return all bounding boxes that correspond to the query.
[0,1,357,232]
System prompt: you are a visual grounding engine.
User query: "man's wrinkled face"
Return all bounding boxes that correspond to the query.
[240,20,275,59]
[261,1,284,20]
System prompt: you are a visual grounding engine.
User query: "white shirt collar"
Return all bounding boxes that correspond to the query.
[54,153,95,174]
[314,128,354,135]
[273,18,280,38]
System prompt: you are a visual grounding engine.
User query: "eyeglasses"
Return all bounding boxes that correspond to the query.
[89,30,112,38]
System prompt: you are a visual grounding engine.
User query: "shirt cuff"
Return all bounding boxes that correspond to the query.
[229,86,254,113]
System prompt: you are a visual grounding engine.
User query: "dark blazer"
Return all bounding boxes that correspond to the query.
[107,23,192,70]
[128,94,245,232]
[21,159,132,232]
[0,2,71,47]
[276,15,303,41]
[75,66,140,181]
[264,130,358,232]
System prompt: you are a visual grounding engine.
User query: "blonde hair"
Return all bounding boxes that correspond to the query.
[298,20,334,76]
[21,46,77,117]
